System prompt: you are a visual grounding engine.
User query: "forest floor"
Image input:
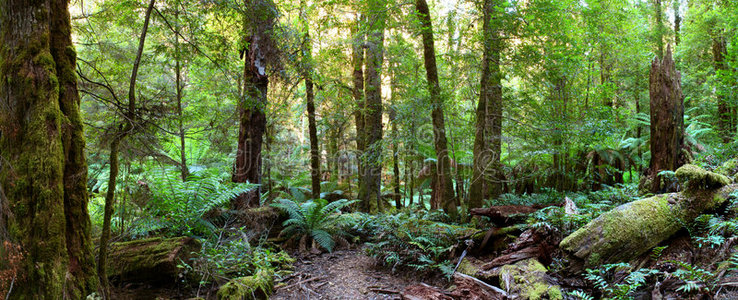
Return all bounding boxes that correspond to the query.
[271,247,443,300]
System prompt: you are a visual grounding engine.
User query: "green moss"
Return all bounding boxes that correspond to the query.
[676,164,730,190]
[715,158,738,179]
[456,258,480,276]
[499,259,562,300]
[217,269,274,300]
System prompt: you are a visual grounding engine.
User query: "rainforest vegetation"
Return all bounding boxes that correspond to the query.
[2,0,738,299]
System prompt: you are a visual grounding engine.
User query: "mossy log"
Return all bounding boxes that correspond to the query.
[217,269,273,300]
[561,167,735,269]
[107,237,201,283]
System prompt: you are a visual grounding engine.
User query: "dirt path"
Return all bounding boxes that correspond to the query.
[272,248,440,300]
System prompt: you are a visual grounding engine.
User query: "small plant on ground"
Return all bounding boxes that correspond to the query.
[583,263,660,299]
[271,198,357,252]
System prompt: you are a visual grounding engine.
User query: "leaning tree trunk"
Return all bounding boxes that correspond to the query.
[648,45,684,193]
[0,0,98,297]
[416,0,457,217]
[363,0,386,212]
[98,0,156,295]
[561,165,732,270]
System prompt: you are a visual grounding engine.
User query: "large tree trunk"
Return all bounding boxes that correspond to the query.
[363,0,386,212]
[561,166,732,270]
[648,45,684,193]
[300,0,321,199]
[232,35,268,209]
[469,0,504,209]
[0,0,98,297]
[416,0,457,216]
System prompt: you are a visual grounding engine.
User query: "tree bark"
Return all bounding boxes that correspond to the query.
[352,14,368,209]
[648,45,684,193]
[0,0,98,297]
[300,0,321,199]
[470,0,504,209]
[653,0,664,58]
[416,0,457,216]
[99,0,156,294]
[673,0,681,47]
[363,0,386,212]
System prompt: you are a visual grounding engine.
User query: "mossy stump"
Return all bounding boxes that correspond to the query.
[107,236,201,284]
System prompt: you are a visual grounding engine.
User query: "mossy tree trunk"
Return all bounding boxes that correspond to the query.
[469,0,504,209]
[0,0,98,297]
[416,0,457,217]
[648,45,684,193]
[363,0,386,212]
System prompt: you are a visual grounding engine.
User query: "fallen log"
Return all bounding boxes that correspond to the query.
[497,259,563,300]
[471,204,558,226]
[560,165,733,269]
[107,236,201,284]
[481,225,559,270]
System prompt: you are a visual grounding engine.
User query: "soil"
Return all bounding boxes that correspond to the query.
[271,247,445,300]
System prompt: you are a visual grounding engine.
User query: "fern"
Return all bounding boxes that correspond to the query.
[271,198,357,252]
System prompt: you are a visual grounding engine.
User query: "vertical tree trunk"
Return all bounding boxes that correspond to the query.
[649,46,684,193]
[0,0,98,297]
[470,0,503,209]
[653,0,664,58]
[352,14,368,208]
[232,36,268,209]
[416,0,457,216]
[363,0,386,212]
[673,0,681,47]
[98,0,155,294]
[300,0,321,199]
[713,35,730,142]
[175,10,189,181]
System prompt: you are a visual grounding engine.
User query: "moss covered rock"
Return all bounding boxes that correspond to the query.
[676,164,730,190]
[107,236,201,284]
[498,258,562,300]
[217,269,274,300]
[560,184,737,269]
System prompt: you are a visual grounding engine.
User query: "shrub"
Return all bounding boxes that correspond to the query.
[271,198,357,252]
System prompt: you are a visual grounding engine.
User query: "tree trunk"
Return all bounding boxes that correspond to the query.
[300,0,321,199]
[98,0,155,295]
[713,35,730,142]
[673,0,681,47]
[363,0,386,212]
[416,0,457,217]
[470,0,504,209]
[352,14,368,209]
[232,36,268,209]
[0,0,98,297]
[175,12,189,181]
[648,45,684,193]
[653,0,664,58]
